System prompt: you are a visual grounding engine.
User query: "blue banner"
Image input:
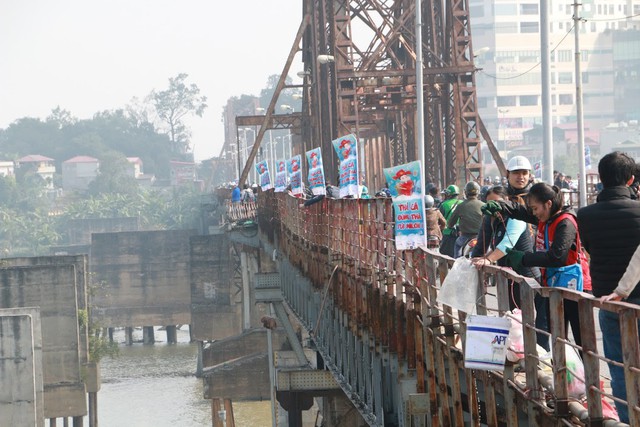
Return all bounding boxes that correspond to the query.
[383,161,427,250]
[287,155,303,197]
[274,160,287,193]
[306,147,326,196]
[255,160,272,191]
[332,134,359,198]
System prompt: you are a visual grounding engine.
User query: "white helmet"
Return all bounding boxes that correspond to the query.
[507,155,532,172]
[424,194,435,208]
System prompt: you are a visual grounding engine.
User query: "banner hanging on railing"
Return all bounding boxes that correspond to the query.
[287,155,303,197]
[383,161,427,250]
[332,134,359,198]
[274,160,287,193]
[255,160,272,191]
[306,147,326,196]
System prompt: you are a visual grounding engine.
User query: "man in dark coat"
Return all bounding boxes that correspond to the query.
[577,151,640,423]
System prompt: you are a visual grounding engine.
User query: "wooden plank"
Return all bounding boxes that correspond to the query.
[620,309,640,426]
[549,290,569,419]
[578,298,603,422]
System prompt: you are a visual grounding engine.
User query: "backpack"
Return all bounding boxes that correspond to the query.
[541,213,592,291]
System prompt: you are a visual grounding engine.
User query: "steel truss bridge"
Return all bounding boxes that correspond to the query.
[235,0,506,190]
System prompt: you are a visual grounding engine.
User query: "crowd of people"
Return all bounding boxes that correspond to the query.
[425,152,639,423]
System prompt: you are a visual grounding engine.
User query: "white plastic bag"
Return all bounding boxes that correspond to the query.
[437,257,479,313]
[505,309,525,362]
[564,344,586,398]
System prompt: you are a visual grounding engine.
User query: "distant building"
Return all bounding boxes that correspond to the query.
[169,161,196,186]
[62,156,100,191]
[126,157,143,178]
[17,154,55,189]
[0,161,15,177]
[470,0,640,161]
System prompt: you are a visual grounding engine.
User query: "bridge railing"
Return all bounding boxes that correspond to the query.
[257,191,639,426]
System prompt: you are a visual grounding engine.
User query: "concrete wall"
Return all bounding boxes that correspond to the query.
[0,309,44,427]
[202,328,287,368]
[2,256,90,365]
[0,265,86,418]
[203,353,271,401]
[0,307,44,427]
[190,234,242,340]
[65,217,140,245]
[90,230,194,327]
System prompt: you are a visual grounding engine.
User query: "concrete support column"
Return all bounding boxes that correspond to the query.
[108,327,114,342]
[189,324,195,342]
[125,327,134,346]
[196,341,203,377]
[72,415,83,427]
[143,326,155,344]
[88,392,98,427]
[166,325,177,344]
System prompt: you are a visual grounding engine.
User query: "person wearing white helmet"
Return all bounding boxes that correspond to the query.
[503,154,550,351]
[506,155,533,198]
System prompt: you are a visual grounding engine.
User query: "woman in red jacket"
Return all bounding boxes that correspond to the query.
[484,182,589,349]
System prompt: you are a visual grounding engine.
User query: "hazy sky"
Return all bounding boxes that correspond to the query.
[0,0,302,160]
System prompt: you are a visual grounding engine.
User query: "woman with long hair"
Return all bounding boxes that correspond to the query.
[483,182,590,349]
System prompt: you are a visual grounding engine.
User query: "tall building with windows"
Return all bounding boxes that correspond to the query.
[470,0,640,167]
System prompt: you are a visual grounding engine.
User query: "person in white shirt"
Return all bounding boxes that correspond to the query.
[600,243,640,302]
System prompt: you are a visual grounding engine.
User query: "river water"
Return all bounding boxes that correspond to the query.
[92,327,272,427]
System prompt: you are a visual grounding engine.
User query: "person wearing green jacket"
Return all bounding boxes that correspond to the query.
[438,184,462,256]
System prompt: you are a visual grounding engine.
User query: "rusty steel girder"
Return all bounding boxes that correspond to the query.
[298,0,504,189]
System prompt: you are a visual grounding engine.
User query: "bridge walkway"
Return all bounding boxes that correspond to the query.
[252,191,639,426]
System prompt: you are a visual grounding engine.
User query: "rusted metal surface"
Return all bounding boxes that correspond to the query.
[231,0,502,191]
[258,192,638,426]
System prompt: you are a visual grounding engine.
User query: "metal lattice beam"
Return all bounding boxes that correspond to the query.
[294,0,506,189]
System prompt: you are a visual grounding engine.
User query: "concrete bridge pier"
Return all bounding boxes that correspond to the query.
[143,326,155,344]
[166,325,177,343]
[108,327,114,342]
[125,327,134,345]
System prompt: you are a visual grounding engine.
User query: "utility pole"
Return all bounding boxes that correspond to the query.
[541,0,554,183]
[415,0,426,196]
[574,2,587,207]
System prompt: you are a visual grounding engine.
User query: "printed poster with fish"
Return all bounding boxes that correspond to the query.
[383,161,427,250]
[274,160,287,193]
[306,147,326,196]
[287,155,303,197]
[331,134,359,198]
[255,160,272,191]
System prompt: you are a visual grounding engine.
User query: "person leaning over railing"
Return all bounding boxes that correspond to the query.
[470,186,541,311]
[483,183,588,351]
[577,151,640,424]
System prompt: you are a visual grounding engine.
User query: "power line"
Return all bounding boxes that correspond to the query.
[586,12,640,22]
[479,24,576,80]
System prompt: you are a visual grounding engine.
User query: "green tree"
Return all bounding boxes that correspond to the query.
[151,73,207,155]
[87,152,139,196]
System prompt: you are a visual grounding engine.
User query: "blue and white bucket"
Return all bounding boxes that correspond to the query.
[464,315,511,371]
